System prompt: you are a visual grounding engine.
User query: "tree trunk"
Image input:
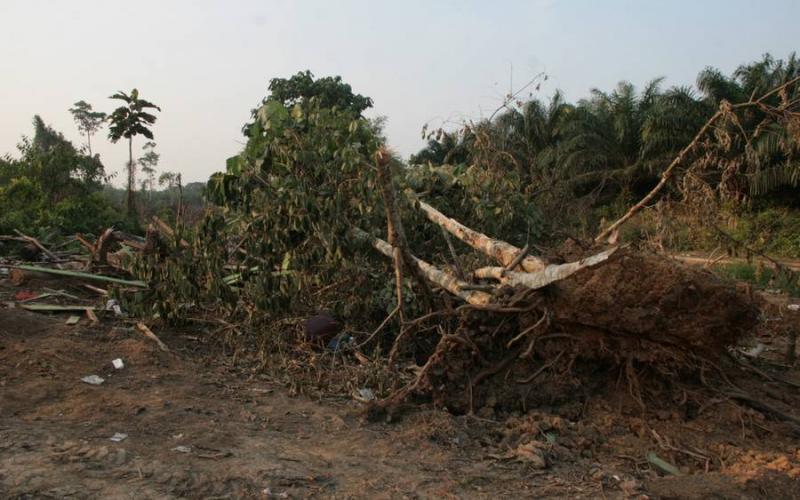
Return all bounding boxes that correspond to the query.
[354,228,492,306]
[127,137,135,218]
[375,153,432,303]
[413,197,546,272]
[177,175,183,223]
[87,132,93,157]
[472,246,617,289]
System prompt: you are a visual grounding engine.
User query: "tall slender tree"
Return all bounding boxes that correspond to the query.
[138,141,160,196]
[108,89,160,217]
[68,101,106,156]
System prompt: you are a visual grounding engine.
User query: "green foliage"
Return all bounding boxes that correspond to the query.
[412,52,800,241]
[0,116,125,235]
[713,262,800,297]
[108,89,161,142]
[140,73,390,325]
[403,162,543,251]
[68,100,107,156]
[725,208,800,258]
[242,71,372,138]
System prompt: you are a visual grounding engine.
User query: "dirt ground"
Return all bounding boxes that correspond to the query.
[2,280,800,498]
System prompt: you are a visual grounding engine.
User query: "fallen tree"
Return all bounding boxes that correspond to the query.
[365,196,759,415]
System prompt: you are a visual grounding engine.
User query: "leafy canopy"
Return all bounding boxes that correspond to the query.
[108,89,161,142]
[0,116,124,234]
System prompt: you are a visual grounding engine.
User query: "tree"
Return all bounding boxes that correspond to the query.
[108,89,161,217]
[242,71,372,137]
[138,141,160,195]
[158,171,182,218]
[68,101,107,156]
[0,116,123,234]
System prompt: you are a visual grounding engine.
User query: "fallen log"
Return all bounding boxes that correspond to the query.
[13,230,63,268]
[410,196,546,272]
[354,228,492,306]
[473,246,618,290]
[20,304,96,313]
[9,268,63,286]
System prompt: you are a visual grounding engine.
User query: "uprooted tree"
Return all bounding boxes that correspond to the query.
[118,71,780,423]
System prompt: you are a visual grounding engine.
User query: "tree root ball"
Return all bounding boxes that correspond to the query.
[548,248,758,355]
[410,248,759,414]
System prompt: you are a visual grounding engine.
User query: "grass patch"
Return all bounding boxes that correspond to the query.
[712,261,800,297]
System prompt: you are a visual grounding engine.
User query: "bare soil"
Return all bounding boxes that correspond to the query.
[2,279,800,498]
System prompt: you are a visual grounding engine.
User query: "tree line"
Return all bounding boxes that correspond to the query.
[411,53,800,235]
[0,89,191,235]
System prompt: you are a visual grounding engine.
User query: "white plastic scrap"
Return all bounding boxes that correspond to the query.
[354,388,376,402]
[110,433,128,442]
[172,445,191,453]
[81,375,105,385]
[105,299,123,317]
[112,358,125,369]
[788,304,800,311]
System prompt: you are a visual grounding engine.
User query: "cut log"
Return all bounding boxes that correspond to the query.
[411,197,546,272]
[13,230,63,268]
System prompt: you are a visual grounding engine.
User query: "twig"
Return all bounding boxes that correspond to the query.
[355,305,400,349]
[516,350,565,384]
[374,148,432,318]
[388,309,458,365]
[468,349,522,413]
[441,227,466,280]
[82,284,109,296]
[724,389,800,434]
[13,265,147,288]
[595,109,723,243]
[136,322,170,352]
[503,244,530,274]
[506,310,548,348]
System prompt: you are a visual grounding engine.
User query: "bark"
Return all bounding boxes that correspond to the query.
[473,246,618,289]
[375,154,432,302]
[413,198,546,272]
[127,137,136,218]
[355,228,492,306]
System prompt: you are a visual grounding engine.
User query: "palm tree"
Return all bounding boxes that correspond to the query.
[559,81,655,184]
[696,53,800,198]
[108,89,160,217]
[493,91,574,183]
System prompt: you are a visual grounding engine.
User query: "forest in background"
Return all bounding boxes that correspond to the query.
[0,93,204,237]
[0,51,797,295]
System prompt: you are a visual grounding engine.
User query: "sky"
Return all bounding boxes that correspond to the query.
[1,0,798,185]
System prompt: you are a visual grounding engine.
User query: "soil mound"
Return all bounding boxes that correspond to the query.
[406,248,759,413]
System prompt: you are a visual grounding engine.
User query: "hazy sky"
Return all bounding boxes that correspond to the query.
[1,0,798,184]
